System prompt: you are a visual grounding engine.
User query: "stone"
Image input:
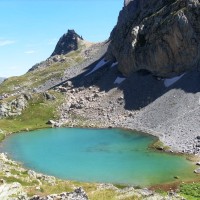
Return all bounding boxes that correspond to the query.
[194,168,200,174]
[0,179,5,184]
[138,188,154,197]
[63,81,73,88]
[46,120,56,125]
[23,93,32,101]
[43,92,56,101]
[35,186,40,190]
[196,162,200,166]
[174,176,179,179]
[59,86,68,93]
[107,0,200,77]
[28,170,37,179]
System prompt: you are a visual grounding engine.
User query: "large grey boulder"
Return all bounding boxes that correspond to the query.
[107,0,200,77]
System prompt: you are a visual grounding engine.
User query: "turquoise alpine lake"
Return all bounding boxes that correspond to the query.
[0,128,195,186]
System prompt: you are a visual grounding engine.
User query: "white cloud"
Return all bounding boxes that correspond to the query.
[24,50,36,54]
[0,39,15,47]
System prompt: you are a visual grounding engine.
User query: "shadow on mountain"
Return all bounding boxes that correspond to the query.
[53,56,200,111]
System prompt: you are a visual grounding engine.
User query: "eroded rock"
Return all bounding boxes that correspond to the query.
[107,0,200,77]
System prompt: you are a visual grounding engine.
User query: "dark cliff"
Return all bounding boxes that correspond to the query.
[107,0,200,77]
[51,29,83,56]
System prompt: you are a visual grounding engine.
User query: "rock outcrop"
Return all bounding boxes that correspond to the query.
[0,182,27,200]
[30,188,88,200]
[107,0,200,77]
[51,29,83,56]
[0,94,31,119]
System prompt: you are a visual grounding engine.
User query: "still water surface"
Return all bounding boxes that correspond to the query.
[0,128,195,186]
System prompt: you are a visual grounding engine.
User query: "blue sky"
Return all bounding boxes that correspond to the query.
[0,0,123,77]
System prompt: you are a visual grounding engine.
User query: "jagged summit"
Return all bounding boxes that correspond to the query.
[51,29,83,57]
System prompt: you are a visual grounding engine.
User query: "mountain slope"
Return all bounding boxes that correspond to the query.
[0,30,108,95]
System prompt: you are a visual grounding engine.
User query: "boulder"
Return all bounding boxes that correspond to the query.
[107,0,200,77]
[23,93,32,101]
[43,92,56,100]
[194,168,200,174]
[63,81,73,88]
[46,120,56,125]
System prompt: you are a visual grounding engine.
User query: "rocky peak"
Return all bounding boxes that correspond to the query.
[51,29,83,57]
[107,0,200,77]
[124,0,133,6]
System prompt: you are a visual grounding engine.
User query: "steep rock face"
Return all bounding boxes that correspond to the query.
[51,29,83,56]
[107,0,200,77]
